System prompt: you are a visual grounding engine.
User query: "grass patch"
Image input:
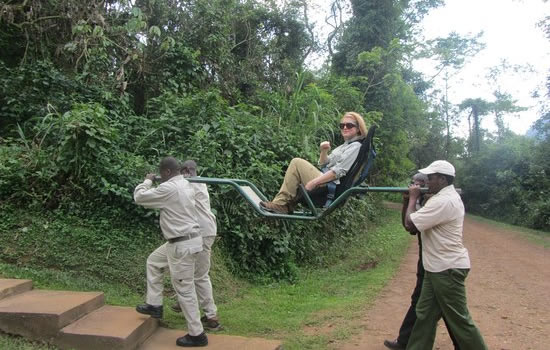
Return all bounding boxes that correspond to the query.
[0,209,410,350]
[0,264,143,307]
[467,214,550,248]
[0,332,57,350]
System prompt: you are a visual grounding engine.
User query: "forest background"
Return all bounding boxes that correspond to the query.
[0,0,549,287]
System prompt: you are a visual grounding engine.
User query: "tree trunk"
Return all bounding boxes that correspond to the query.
[473,105,480,153]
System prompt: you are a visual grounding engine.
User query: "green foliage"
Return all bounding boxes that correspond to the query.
[0,99,148,210]
[36,103,117,174]
[355,44,421,183]
[174,0,313,101]
[131,88,381,279]
[0,61,122,137]
[0,204,161,288]
[332,0,405,75]
[331,7,428,184]
[0,79,381,280]
[2,0,546,284]
[0,0,428,281]
[421,31,485,74]
[459,134,550,231]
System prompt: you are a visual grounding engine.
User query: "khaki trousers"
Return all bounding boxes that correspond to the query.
[194,236,217,319]
[273,158,322,206]
[146,238,204,335]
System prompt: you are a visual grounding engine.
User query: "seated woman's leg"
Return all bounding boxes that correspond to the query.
[273,158,322,206]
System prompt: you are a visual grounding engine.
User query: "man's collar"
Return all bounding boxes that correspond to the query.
[438,184,455,194]
[165,174,184,183]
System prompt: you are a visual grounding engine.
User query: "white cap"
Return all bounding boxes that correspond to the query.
[418,160,455,177]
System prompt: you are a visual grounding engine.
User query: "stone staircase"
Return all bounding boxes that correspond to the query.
[0,279,283,350]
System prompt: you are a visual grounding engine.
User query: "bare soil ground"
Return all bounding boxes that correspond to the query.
[336,213,550,350]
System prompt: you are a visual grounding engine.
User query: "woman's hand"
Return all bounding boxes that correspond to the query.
[319,141,330,166]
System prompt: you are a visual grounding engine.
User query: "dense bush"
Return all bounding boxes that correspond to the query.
[0,63,380,281]
[0,61,129,138]
[459,134,550,231]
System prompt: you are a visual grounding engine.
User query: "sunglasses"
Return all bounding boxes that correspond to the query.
[339,122,357,130]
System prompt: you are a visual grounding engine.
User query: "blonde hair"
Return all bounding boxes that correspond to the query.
[342,112,368,138]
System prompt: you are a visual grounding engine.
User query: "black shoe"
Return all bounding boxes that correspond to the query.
[200,315,224,331]
[176,332,208,347]
[136,303,163,319]
[384,339,406,350]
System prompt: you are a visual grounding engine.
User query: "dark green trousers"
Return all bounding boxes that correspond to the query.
[406,269,487,350]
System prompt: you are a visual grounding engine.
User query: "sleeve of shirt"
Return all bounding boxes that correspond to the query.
[134,179,174,209]
[195,184,212,211]
[328,142,361,179]
[319,151,333,168]
[410,196,452,232]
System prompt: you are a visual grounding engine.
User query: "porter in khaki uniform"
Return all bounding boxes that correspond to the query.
[176,160,221,330]
[404,160,487,350]
[384,174,460,350]
[134,157,208,347]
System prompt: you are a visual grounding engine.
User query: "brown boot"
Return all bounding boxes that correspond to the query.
[201,315,223,331]
[260,201,289,214]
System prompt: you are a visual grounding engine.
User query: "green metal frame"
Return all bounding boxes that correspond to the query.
[188,177,429,221]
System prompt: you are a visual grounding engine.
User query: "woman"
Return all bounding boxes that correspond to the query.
[260,111,368,214]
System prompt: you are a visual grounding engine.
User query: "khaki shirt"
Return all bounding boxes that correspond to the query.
[134,175,201,242]
[191,182,217,237]
[410,185,470,272]
[320,136,363,182]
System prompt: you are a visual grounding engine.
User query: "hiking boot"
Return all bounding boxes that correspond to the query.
[260,201,289,214]
[136,303,163,319]
[171,302,182,313]
[176,332,208,347]
[201,315,224,331]
[383,339,405,350]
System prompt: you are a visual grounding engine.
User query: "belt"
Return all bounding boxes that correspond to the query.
[167,232,200,244]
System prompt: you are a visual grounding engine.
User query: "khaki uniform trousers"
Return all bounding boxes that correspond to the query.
[273,158,322,206]
[146,238,204,336]
[194,236,217,319]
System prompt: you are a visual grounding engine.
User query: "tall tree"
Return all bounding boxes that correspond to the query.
[328,0,447,181]
[331,0,405,75]
[417,31,485,157]
[485,60,531,137]
[491,91,527,137]
[459,98,492,154]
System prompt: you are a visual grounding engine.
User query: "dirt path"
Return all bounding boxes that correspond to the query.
[337,215,550,350]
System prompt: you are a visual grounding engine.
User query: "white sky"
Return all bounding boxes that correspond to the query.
[415,0,550,136]
[306,0,550,136]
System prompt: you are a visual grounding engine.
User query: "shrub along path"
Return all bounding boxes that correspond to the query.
[336,214,550,350]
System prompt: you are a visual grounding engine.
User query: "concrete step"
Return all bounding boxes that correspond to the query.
[0,289,104,340]
[138,328,283,350]
[55,305,158,350]
[0,279,33,300]
[0,279,283,350]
